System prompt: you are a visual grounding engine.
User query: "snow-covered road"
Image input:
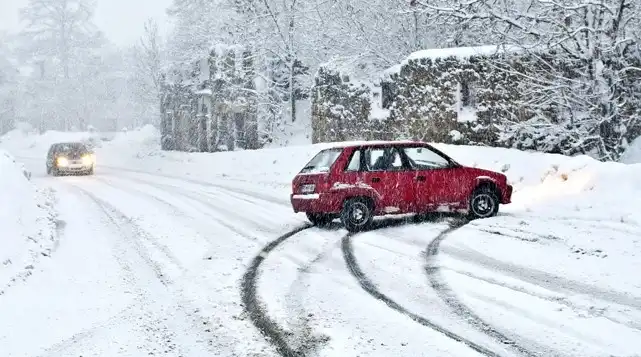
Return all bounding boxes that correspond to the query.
[2,141,641,356]
[1,164,291,357]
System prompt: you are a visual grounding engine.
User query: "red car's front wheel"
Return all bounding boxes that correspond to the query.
[468,187,499,219]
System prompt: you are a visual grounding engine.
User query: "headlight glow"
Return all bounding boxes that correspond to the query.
[56,157,69,167]
[81,154,93,166]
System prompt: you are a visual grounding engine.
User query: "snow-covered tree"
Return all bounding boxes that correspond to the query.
[15,0,110,131]
[0,35,18,134]
[413,0,641,160]
[19,0,105,79]
[129,18,163,126]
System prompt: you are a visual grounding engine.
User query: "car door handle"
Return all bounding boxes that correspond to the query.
[371,177,381,183]
[416,176,426,182]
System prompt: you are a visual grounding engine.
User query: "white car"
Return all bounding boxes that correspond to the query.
[45,142,96,176]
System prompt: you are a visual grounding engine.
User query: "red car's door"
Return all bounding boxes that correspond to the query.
[360,146,416,214]
[400,146,465,212]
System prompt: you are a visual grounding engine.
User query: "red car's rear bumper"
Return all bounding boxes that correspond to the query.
[290,193,341,213]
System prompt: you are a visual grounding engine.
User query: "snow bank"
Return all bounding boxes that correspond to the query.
[0,150,57,293]
[105,124,160,157]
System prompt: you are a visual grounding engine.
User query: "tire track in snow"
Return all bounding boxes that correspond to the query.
[102,174,283,241]
[106,165,289,207]
[441,244,641,310]
[92,175,259,244]
[425,220,541,357]
[440,267,641,331]
[282,231,342,354]
[76,187,180,284]
[97,173,335,355]
[341,222,505,357]
[240,225,314,357]
[71,187,226,356]
[37,188,186,356]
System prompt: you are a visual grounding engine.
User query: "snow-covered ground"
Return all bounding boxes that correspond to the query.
[1,126,640,357]
[0,149,57,295]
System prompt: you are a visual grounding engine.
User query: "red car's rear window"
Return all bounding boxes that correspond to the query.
[299,148,343,174]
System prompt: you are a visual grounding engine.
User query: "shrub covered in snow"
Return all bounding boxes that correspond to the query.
[388,46,528,144]
[0,150,56,293]
[312,66,372,142]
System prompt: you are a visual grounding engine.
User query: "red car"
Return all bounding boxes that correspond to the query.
[290,141,512,232]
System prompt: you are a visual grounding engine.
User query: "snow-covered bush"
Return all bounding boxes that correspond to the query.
[311,44,641,161]
[311,46,531,145]
[388,46,528,144]
[311,66,371,143]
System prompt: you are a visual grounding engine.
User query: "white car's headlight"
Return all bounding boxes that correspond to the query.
[300,184,315,194]
[56,157,69,167]
[81,154,93,166]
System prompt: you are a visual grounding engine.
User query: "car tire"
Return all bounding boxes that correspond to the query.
[467,186,499,220]
[51,167,59,177]
[341,197,374,233]
[46,165,51,175]
[86,167,94,175]
[306,213,334,227]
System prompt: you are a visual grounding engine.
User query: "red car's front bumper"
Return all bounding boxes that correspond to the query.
[502,184,513,204]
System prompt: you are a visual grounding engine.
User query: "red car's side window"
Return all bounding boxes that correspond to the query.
[402,146,450,170]
[364,147,406,171]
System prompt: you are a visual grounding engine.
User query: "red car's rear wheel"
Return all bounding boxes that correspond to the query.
[341,197,374,232]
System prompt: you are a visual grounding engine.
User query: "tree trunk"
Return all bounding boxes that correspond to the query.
[290,61,296,122]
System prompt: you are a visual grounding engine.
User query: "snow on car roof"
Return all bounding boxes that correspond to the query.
[318,140,426,149]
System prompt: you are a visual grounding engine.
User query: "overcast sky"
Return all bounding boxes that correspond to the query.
[0,0,173,47]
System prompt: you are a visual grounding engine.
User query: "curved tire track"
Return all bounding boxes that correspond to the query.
[341,222,505,357]
[425,221,541,357]
[240,225,312,357]
[55,188,221,356]
[103,174,282,241]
